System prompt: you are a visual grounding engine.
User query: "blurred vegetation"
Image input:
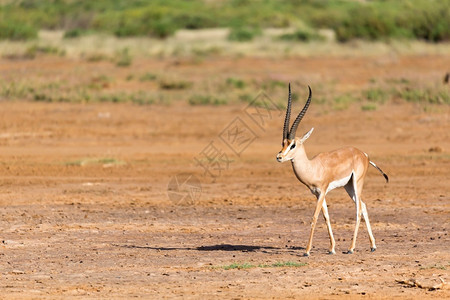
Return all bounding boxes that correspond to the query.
[278,28,324,42]
[188,94,228,106]
[0,18,37,40]
[2,70,447,109]
[228,26,262,42]
[0,0,448,42]
[114,47,132,67]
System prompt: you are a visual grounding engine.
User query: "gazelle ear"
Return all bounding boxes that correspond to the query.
[300,127,314,143]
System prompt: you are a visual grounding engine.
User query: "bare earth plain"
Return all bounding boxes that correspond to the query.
[0,53,449,299]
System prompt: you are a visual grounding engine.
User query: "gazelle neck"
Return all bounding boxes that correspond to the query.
[291,143,315,187]
[292,143,310,164]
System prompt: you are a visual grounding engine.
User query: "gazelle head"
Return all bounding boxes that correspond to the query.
[276,84,313,163]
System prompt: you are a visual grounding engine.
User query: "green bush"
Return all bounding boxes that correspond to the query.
[238,93,252,103]
[173,13,218,29]
[0,19,37,41]
[361,103,377,111]
[129,92,155,105]
[63,28,87,39]
[335,6,399,42]
[279,29,324,42]
[24,45,65,58]
[113,16,142,37]
[0,0,449,42]
[84,53,109,63]
[115,48,132,67]
[333,0,449,42]
[228,26,261,42]
[397,87,450,104]
[94,7,178,39]
[159,79,192,90]
[333,94,357,110]
[261,79,285,91]
[226,77,246,89]
[105,7,178,39]
[406,2,450,42]
[139,73,158,82]
[365,88,390,104]
[189,94,228,106]
[151,17,177,39]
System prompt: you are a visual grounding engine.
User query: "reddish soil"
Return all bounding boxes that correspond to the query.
[0,54,449,299]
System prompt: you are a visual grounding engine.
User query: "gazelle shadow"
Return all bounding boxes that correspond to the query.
[113,243,305,253]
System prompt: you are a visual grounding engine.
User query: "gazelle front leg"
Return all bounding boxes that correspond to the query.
[304,192,326,256]
[322,198,336,254]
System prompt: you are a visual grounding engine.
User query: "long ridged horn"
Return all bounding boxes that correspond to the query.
[288,85,312,140]
[282,83,292,144]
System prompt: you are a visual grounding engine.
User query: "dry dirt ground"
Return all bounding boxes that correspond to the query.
[0,54,449,299]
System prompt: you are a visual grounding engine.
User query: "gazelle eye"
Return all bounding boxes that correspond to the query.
[290,143,296,150]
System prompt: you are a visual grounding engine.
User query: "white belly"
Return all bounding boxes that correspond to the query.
[326,172,353,194]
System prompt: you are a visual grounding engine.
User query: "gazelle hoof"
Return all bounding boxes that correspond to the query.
[370,247,376,252]
[328,250,336,255]
[344,250,354,254]
[303,252,310,257]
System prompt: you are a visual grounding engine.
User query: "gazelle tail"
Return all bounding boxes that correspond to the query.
[369,161,389,183]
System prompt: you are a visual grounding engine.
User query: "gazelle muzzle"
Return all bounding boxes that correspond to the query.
[276,152,283,162]
[277,139,295,162]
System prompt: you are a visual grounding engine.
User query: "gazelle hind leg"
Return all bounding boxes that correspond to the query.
[321,199,336,254]
[355,176,377,252]
[361,201,376,251]
[344,176,362,254]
